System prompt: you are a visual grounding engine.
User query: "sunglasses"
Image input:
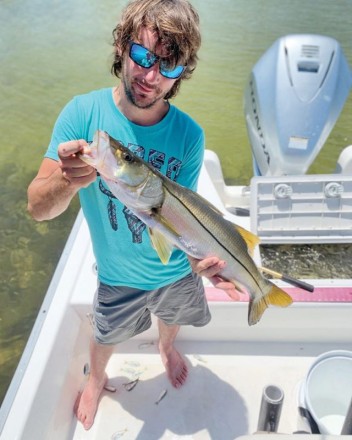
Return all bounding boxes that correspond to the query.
[129,42,185,80]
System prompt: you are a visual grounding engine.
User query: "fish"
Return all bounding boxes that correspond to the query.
[155,389,167,405]
[80,130,293,325]
[123,378,139,392]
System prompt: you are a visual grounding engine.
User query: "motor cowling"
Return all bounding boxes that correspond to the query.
[244,34,352,176]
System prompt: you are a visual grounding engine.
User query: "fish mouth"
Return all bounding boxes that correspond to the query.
[108,135,125,153]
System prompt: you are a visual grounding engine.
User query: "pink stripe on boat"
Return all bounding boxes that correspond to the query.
[205,286,352,302]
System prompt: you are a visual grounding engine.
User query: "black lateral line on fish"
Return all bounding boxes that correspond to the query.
[163,185,262,291]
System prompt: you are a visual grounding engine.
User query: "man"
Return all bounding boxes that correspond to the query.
[27,0,238,430]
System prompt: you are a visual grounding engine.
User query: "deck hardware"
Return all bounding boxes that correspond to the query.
[257,385,284,432]
[324,182,343,198]
[274,183,292,199]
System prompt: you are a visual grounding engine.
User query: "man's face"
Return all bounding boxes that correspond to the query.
[121,28,179,109]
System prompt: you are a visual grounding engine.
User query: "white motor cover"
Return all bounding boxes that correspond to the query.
[244,34,352,176]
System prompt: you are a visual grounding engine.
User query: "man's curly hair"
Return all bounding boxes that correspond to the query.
[111,0,201,100]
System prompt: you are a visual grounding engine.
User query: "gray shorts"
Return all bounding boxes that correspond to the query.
[93,272,211,345]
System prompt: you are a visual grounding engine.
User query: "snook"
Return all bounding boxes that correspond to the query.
[80,130,292,325]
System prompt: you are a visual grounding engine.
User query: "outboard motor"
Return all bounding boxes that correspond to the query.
[244,34,352,176]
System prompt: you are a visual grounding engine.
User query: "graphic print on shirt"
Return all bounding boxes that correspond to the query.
[167,157,182,180]
[98,142,182,243]
[122,206,146,243]
[99,180,118,231]
[148,149,165,170]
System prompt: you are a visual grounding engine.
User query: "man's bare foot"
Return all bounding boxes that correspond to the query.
[159,345,188,388]
[74,373,108,430]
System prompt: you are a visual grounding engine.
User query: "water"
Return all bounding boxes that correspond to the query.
[1,0,352,405]
[261,243,352,280]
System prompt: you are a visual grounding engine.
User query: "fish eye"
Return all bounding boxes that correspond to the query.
[123,152,134,162]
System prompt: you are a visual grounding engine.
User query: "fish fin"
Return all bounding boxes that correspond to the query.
[148,228,174,265]
[148,210,184,264]
[235,225,260,256]
[248,284,293,326]
[151,211,182,239]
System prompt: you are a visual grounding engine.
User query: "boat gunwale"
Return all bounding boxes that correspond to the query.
[0,211,85,435]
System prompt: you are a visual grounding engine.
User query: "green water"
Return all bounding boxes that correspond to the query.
[1,0,352,404]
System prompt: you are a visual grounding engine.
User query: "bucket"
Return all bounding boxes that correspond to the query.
[302,350,352,434]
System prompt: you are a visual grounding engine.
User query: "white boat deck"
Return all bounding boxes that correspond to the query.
[71,338,350,440]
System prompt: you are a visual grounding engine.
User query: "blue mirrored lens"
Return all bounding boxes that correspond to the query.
[129,42,185,79]
[130,43,157,68]
[160,64,185,79]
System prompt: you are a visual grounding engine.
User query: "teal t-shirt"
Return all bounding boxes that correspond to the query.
[45,87,205,289]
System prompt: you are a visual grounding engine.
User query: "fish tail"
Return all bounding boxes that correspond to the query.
[248,283,293,326]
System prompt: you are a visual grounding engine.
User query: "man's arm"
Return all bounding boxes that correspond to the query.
[27,140,96,221]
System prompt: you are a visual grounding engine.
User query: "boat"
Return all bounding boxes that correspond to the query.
[1,34,352,440]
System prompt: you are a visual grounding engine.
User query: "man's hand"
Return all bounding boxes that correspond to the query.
[28,139,97,221]
[58,139,96,188]
[188,256,241,301]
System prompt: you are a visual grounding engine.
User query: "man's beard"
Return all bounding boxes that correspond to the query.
[122,77,164,109]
